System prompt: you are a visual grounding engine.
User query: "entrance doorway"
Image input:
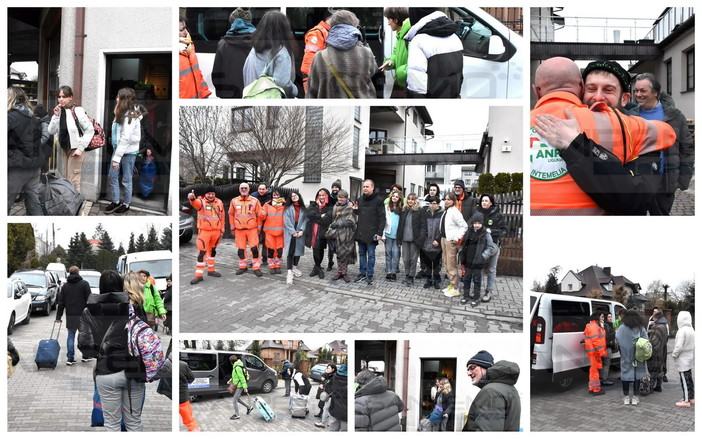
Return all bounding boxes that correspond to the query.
[419,357,457,431]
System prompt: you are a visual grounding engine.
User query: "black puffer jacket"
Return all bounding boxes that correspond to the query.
[397,207,426,247]
[329,369,348,421]
[354,191,386,244]
[55,273,92,330]
[8,104,42,169]
[212,33,254,98]
[355,376,404,431]
[477,199,507,246]
[78,292,146,380]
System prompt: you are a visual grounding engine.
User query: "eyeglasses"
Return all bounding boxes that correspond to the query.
[467,364,479,372]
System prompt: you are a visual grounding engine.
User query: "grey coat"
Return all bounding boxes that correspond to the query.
[355,376,403,431]
[615,324,649,381]
[283,205,308,258]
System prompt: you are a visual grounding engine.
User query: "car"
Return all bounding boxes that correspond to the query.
[179,203,195,244]
[179,350,278,400]
[6,278,32,334]
[10,269,59,316]
[309,363,328,381]
[46,262,68,286]
[117,250,172,292]
[79,269,103,295]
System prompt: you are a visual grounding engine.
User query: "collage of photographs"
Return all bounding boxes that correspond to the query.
[1,1,697,436]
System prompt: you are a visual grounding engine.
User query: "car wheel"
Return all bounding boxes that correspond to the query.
[51,297,58,310]
[43,304,51,316]
[261,379,274,393]
[180,229,193,244]
[190,395,201,403]
[8,312,15,335]
[553,374,575,391]
[22,307,31,325]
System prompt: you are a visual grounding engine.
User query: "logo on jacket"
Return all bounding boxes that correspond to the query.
[530,127,568,181]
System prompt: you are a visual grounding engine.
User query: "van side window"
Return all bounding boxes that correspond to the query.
[245,355,265,370]
[456,18,493,58]
[182,353,217,371]
[552,300,589,333]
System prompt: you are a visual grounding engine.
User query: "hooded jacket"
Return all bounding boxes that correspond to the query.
[329,365,348,421]
[280,360,293,381]
[383,18,412,87]
[477,197,507,246]
[243,46,298,98]
[459,223,495,269]
[671,311,694,372]
[354,191,386,244]
[420,205,444,253]
[8,104,43,169]
[55,272,92,330]
[463,360,521,431]
[405,11,463,98]
[212,19,255,98]
[355,376,404,431]
[306,24,377,99]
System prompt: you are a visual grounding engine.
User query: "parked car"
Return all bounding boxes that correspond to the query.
[180,203,195,244]
[10,269,59,316]
[6,278,32,334]
[309,363,328,381]
[180,350,278,400]
[530,292,625,390]
[46,262,68,286]
[79,269,102,295]
[117,250,172,292]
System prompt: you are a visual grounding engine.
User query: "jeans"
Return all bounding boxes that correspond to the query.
[95,370,145,431]
[384,238,400,274]
[483,245,500,290]
[328,415,347,431]
[284,379,291,396]
[67,328,76,361]
[7,167,44,215]
[358,241,377,276]
[232,387,250,416]
[109,153,136,205]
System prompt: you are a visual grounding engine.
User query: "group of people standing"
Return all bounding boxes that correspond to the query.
[179,7,463,99]
[188,178,508,308]
[584,308,694,408]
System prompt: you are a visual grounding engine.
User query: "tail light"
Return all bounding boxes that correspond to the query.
[532,316,545,344]
[181,205,193,215]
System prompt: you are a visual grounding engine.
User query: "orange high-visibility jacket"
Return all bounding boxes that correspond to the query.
[190,197,225,232]
[584,321,607,357]
[228,195,261,230]
[301,20,331,89]
[261,202,285,237]
[530,91,676,214]
[179,44,212,99]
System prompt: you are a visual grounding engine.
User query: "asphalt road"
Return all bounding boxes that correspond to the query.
[179,238,523,333]
[7,304,172,432]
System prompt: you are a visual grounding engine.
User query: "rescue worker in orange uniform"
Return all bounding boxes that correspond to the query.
[260,189,286,275]
[530,57,676,215]
[228,182,263,276]
[179,16,212,99]
[583,312,608,395]
[188,186,225,284]
[300,10,332,93]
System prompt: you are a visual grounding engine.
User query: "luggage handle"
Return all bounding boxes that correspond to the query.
[50,320,62,340]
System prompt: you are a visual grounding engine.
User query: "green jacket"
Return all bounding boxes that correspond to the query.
[143,283,167,317]
[231,360,248,389]
[383,19,411,87]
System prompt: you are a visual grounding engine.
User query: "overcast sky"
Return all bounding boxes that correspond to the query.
[528,217,695,295]
[554,6,667,43]
[32,219,172,251]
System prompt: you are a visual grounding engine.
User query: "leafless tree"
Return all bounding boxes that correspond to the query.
[179,106,227,183]
[220,106,353,187]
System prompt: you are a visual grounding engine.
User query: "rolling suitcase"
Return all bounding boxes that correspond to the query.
[35,321,61,369]
[289,394,309,418]
[250,395,275,421]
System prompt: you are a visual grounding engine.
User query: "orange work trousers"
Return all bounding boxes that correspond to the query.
[179,401,200,431]
[588,353,603,393]
[235,228,260,268]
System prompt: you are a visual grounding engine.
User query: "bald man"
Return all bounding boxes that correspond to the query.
[228,183,263,276]
[530,57,676,215]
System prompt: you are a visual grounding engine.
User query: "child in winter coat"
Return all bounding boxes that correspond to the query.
[458,212,495,307]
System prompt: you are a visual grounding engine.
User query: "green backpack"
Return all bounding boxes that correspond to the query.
[633,336,653,366]
[243,50,286,99]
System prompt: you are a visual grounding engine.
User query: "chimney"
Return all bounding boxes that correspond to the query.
[604,267,611,276]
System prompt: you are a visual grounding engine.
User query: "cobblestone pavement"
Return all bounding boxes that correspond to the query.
[179,239,523,333]
[181,380,341,432]
[7,306,172,432]
[670,176,695,215]
[531,338,694,431]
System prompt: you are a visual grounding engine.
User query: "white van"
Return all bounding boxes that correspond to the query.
[117,250,172,292]
[46,262,67,286]
[530,292,625,390]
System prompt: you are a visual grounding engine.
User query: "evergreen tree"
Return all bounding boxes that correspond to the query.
[251,340,262,358]
[99,230,116,252]
[160,226,172,251]
[66,233,84,268]
[545,266,561,294]
[128,233,136,253]
[145,225,160,251]
[93,223,105,240]
[8,224,36,275]
[135,234,147,252]
[79,232,96,269]
[117,244,126,256]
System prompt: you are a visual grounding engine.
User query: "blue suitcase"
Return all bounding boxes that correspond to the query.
[251,396,275,421]
[35,321,61,369]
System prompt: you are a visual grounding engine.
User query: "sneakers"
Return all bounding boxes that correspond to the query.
[423,279,433,289]
[207,271,222,277]
[631,396,639,405]
[236,268,248,275]
[470,299,480,307]
[286,271,294,285]
[460,297,468,305]
[443,285,460,297]
[230,414,240,420]
[292,268,302,277]
[81,357,95,363]
[675,400,691,408]
[366,276,374,285]
[355,274,367,283]
[602,380,615,386]
[624,395,631,405]
[253,269,262,277]
[66,359,76,366]
[114,204,130,215]
[190,276,203,285]
[105,202,121,214]
[310,267,320,277]
[270,268,277,275]
[318,269,325,280]
[314,421,326,428]
[433,280,441,290]
[481,290,492,302]
[246,406,254,415]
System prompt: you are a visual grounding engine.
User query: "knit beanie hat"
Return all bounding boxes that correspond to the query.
[331,179,342,189]
[582,60,631,91]
[229,8,252,24]
[467,350,494,369]
[454,179,466,190]
[468,212,485,225]
[204,185,216,195]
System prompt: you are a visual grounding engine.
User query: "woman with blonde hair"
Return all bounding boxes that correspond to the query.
[123,272,145,307]
[397,193,424,286]
[382,191,403,282]
[435,378,455,431]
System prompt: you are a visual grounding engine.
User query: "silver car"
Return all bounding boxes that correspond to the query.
[179,203,195,244]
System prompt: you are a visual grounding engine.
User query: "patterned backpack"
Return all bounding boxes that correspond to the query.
[71,108,106,151]
[126,304,165,382]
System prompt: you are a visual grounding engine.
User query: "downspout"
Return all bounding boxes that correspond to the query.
[73,8,86,104]
[402,340,410,429]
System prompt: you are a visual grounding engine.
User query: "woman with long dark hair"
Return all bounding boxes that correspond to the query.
[242,11,298,97]
[106,88,142,215]
[615,309,649,405]
[284,191,308,285]
[305,188,333,279]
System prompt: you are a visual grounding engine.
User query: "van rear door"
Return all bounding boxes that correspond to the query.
[550,299,590,373]
[181,352,224,396]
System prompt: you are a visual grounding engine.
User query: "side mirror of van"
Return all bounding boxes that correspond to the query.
[488,35,506,56]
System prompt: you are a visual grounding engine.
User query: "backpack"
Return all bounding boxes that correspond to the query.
[639,375,652,396]
[235,363,250,382]
[243,49,286,99]
[633,336,653,366]
[40,172,85,215]
[125,304,165,382]
[138,157,157,197]
[71,108,106,151]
